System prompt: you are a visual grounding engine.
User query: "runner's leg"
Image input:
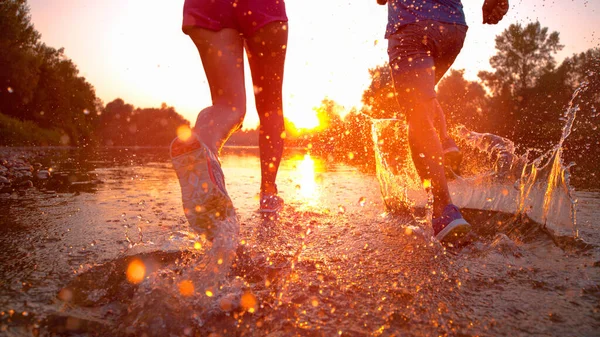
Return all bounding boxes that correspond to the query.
[245,21,288,195]
[187,27,246,154]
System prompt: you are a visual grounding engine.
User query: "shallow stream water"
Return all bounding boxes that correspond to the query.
[0,144,598,336]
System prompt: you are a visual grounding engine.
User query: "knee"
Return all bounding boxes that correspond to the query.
[195,103,247,131]
[407,99,436,130]
[231,103,247,122]
[217,100,246,120]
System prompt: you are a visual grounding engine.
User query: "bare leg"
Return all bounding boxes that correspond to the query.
[433,99,462,175]
[187,28,246,154]
[407,98,452,218]
[433,100,450,141]
[245,21,288,195]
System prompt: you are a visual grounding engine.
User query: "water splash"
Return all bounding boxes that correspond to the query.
[371,84,591,238]
[53,214,242,336]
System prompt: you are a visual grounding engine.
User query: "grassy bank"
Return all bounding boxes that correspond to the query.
[0,113,62,146]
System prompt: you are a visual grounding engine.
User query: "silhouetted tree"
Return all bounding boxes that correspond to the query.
[97,99,188,146]
[478,21,564,144]
[0,0,99,146]
[0,0,41,116]
[479,21,563,97]
[560,48,600,188]
[96,98,134,146]
[361,63,400,119]
[437,69,487,132]
[310,98,346,157]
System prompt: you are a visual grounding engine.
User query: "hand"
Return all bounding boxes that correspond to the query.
[377,0,388,5]
[482,0,509,24]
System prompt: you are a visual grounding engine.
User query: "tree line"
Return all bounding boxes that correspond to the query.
[1,0,598,187]
[0,0,188,147]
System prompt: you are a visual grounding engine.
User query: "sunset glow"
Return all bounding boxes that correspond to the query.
[26,0,599,130]
[287,110,320,130]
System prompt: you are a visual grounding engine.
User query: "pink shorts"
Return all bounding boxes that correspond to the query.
[182,0,288,37]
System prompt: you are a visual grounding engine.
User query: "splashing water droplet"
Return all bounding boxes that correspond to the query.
[423,179,431,189]
[7,87,13,93]
[419,153,425,158]
[358,197,366,206]
[338,205,346,213]
[83,109,90,115]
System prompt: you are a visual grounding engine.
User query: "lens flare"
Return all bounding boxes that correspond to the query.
[176,125,193,141]
[126,259,146,284]
[311,297,319,307]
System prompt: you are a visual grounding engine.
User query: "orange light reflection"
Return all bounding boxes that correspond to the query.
[293,154,321,205]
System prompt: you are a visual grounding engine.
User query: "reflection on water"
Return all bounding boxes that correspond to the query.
[0,145,599,336]
[292,154,320,205]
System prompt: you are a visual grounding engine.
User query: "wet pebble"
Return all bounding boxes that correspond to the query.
[0,150,104,194]
[36,170,51,180]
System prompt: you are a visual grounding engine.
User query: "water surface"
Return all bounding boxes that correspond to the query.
[0,147,598,336]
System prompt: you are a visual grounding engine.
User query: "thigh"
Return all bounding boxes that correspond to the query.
[187,27,246,107]
[387,23,437,116]
[244,21,288,113]
[433,24,468,84]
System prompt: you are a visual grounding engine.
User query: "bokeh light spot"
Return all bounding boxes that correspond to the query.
[179,280,194,297]
[176,125,192,141]
[126,259,146,284]
[241,292,258,313]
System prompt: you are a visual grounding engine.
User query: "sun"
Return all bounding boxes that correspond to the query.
[286,109,320,130]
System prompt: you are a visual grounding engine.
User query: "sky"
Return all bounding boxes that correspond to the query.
[27,0,600,130]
